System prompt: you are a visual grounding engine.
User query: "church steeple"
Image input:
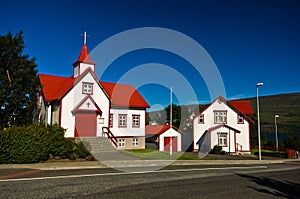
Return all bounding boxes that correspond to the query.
[73,31,96,78]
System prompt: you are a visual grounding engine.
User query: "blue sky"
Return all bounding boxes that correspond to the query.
[1,0,300,110]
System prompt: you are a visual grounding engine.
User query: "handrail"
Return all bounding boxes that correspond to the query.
[236,143,242,152]
[102,127,118,147]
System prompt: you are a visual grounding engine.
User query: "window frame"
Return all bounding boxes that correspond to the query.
[82,82,93,95]
[118,114,127,128]
[218,133,228,147]
[237,114,244,124]
[118,138,125,147]
[132,114,140,128]
[132,138,138,147]
[109,114,113,127]
[214,111,227,124]
[198,114,204,124]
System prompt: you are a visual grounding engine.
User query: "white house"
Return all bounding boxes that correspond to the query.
[38,38,150,150]
[145,125,183,152]
[192,96,254,154]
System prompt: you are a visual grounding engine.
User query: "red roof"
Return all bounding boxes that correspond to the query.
[101,82,150,108]
[39,74,74,101]
[39,73,149,108]
[146,125,170,135]
[73,44,96,66]
[229,101,253,115]
[146,125,184,135]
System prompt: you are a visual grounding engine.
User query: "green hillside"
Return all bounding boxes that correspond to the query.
[245,92,300,134]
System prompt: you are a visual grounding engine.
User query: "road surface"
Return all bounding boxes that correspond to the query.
[0,163,299,198]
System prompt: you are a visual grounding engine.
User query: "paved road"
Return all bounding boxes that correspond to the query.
[0,163,299,198]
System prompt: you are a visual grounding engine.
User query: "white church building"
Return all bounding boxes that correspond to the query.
[38,34,150,149]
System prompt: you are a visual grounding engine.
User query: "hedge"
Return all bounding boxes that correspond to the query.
[0,124,90,164]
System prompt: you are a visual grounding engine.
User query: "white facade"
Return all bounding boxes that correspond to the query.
[193,97,252,154]
[109,108,146,137]
[158,128,182,152]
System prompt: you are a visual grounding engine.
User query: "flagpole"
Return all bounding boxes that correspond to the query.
[170,86,172,156]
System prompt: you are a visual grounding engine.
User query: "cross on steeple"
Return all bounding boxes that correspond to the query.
[81,31,90,45]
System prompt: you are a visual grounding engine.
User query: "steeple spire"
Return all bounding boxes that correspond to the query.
[72,31,96,78]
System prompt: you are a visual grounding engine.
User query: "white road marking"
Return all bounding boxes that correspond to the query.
[0,166,267,182]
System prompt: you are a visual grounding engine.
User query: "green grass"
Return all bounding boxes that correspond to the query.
[251,148,287,158]
[119,149,201,160]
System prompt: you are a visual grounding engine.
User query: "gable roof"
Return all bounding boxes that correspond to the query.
[39,74,74,101]
[72,95,102,114]
[228,101,253,115]
[145,125,184,136]
[73,44,96,66]
[101,82,150,108]
[39,72,149,108]
[193,96,254,123]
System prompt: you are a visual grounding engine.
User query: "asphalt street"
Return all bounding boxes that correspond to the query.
[0,162,299,199]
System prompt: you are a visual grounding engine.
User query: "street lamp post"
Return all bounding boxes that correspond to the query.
[256,82,263,161]
[275,115,279,150]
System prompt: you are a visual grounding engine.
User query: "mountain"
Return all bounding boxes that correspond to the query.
[242,92,300,134]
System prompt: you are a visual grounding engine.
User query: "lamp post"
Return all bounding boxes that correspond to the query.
[275,115,279,150]
[256,82,263,160]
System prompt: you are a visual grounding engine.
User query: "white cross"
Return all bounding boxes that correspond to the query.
[81,31,90,45]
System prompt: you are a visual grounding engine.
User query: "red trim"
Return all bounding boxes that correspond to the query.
[59,100,62,127]
[118,114,127,128]
[132,114,140,128]
[72,95,102,115]
[234,131,237,151]
[248,123,251,151]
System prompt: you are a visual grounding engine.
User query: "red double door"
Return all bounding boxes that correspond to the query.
[164,137,178,152]
[75,113,97,137]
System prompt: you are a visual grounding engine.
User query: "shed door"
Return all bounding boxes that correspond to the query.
[75,113,97,137]
[164,137,178,152]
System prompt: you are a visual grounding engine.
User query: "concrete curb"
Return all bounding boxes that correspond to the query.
[0,159,297,170]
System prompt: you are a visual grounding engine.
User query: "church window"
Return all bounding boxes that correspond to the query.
[82,83,93,94]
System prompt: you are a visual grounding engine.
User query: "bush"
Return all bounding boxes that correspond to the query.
[0,124,90,164]
[210,145,225,155]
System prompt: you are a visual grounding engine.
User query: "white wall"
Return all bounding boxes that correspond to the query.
[159,128,182,152]
[193,99,251,152]
[109,108,146,137]
[61,72,110,137]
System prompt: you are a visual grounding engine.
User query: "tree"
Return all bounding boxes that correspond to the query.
[0,31,40,129]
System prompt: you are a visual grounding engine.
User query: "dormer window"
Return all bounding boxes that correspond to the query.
[82,83,93,94]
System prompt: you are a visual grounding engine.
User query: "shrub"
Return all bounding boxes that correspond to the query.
[210,145,225,155]
[0,124,91,164]
[0,124,49,163]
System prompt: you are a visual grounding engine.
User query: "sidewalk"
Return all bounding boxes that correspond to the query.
[0,158,297,171]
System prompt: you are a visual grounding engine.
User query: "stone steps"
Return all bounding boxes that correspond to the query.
[79,137,139,161]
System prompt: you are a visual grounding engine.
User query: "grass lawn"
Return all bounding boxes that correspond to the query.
[119,149,201,160]
[251,148,287,158]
